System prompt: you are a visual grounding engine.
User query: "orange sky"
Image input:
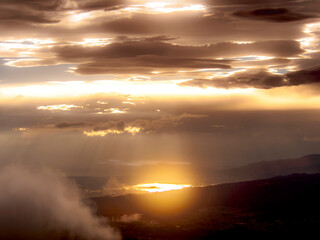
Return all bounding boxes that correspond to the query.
[0,0,320,181]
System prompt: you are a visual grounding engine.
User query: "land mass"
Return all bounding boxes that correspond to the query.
[93,172,320,240]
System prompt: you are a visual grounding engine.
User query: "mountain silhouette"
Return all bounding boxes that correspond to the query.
[211,154,320,183]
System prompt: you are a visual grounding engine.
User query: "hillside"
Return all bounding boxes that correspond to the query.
[211,154,320,183]
[93,173,320,239]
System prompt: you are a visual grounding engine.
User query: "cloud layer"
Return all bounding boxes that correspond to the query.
[0,0,320,89]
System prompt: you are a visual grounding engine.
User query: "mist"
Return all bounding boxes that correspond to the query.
[0,164,120,240]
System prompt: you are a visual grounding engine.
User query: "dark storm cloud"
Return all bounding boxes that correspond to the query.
[180,65,320,89]
[50,39,302,74]
[233,8,315,22]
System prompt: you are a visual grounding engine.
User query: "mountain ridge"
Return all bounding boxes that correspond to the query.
[211,153,320,183]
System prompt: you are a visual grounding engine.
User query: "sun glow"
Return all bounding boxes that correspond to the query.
[0,80,255,98]
[134,183,191,193]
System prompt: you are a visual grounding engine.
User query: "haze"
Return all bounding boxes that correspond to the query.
[0,0,320,184]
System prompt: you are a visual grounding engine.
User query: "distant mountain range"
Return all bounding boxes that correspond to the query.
[70,154,320,190]
[211,154,320,184]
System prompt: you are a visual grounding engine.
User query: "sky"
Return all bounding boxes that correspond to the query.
[0,0,320,183]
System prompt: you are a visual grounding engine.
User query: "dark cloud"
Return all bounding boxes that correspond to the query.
[286,66,320,86]
[292,52,320,70]
[36,113,207,135]
[234,8,315,22]
[55,122,92,129]
[144,35,178,42]
[0,0,310,44]
[74,57,231,75]
[232,57,291,68]
[0,0,62,24]
[0,0,63,11]
[180,65,320,89]
[50,39,302,74]
[76,0,127,11]
[179,69,286,89]
[0,0,129,27]
[87,12,305,42]
[0,9,59,23]
[205,0,299,6]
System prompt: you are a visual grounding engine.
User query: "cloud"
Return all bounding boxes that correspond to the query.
[10,38,302,75]
[0,0,64,11]
[37,104,82,111]
[234,8,315,22]
[18,113,208,136]
[180,65,320,89]
[0,164,120,240]
[76,0,127,11]
[286,66,320,86]
[179,69,286,89]
[80,8,305,42]
[73,56,231,75]
[0,0,63,24]
[0,0,315,44]
[55,39,302,60]
[55,122,91,128]
[204,0,298,6]
[127,113,208,133]
[0,8,59,24]
[83,126,141,136]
